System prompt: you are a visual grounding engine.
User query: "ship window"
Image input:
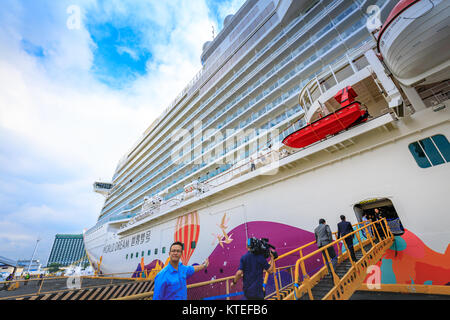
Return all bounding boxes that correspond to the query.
[141,251,144,257]
[131,253,133,259]
[126,254,128,260]
[154,248,158,255]
[162,247,166,254]
[191,241,196,249]
[148,250,151,256]
[432,134,450,161]
[420,138,445,165]
[409,142,431,168]
[136,252,138,257]
[409,134,449,168]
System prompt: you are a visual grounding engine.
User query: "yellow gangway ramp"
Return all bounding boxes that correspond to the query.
[263,218,394,300]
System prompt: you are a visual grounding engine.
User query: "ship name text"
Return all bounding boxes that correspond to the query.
[103,231,151,253]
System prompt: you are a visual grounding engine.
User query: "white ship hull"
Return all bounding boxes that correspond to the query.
[84,0,450,296]
[84,105,450,287]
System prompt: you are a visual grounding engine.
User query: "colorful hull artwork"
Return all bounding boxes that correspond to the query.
[132,258,166,279]
[132,220,328,298]
[187,221,326,300]
[132,221,449,296]
[365,230,450,286]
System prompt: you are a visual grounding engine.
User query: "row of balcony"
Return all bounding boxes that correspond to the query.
[101,1,365,216]
[108,0,344,188]
[97,0,385,224]
[99,19,372,222]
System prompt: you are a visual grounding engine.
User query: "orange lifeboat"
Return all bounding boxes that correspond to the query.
[282,86,368,149]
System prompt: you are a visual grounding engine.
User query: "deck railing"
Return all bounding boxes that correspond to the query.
[288,218,393,300]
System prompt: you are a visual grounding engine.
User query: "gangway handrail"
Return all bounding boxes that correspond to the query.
[113,275,237,300]
[297,219,386,271]
[288,218,393,300]
[262,220,372,299]
[292,218,386,280]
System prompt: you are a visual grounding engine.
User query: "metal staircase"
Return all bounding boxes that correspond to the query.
[298,243,373,300]
[264,245,374,300]
[264,219,393,300]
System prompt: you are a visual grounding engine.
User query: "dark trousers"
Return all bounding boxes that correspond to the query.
[344,237,357,261]
[321,246,337,274]
[377,225,386,240]
[374,225,386,243]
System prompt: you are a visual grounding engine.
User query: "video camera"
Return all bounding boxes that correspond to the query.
[247,237,278,259]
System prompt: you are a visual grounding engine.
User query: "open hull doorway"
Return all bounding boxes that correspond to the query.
[353,198,405,236]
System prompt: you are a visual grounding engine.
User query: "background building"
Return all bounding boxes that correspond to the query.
[47,234,89,267]
[0,256,19,276]
[17,259,42,272]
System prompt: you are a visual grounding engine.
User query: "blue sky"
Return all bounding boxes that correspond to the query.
[0,0,245,266]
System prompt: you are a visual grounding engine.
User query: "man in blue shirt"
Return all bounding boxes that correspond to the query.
[153,241,209,300]
[231,241,274,300]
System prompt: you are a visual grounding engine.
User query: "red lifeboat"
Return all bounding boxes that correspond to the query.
[282,86,368,149]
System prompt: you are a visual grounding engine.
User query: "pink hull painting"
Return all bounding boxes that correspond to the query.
[133,223,450,298]
[187,221,324,299]
[133,221,328,298]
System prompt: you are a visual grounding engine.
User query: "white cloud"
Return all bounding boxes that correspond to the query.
[0,0,244,262]
[116,46,139,60]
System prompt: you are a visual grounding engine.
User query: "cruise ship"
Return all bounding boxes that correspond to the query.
[84,0,450,298]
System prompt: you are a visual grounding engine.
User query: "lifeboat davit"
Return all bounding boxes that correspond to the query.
[377,0,450,86]
[282,86,368,149]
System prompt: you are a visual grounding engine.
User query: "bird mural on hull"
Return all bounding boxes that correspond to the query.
[211,213,234,248]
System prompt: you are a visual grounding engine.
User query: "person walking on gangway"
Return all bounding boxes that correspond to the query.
[314,219,337,276]
[337,215,357,262]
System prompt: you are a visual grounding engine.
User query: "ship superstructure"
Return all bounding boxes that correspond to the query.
[92,0,389,227]
[84,0,450,294]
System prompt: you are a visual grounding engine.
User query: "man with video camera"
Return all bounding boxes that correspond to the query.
[231,238,276,300]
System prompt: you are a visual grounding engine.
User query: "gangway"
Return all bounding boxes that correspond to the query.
[263,218,393,300]
[265,242,374,300]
